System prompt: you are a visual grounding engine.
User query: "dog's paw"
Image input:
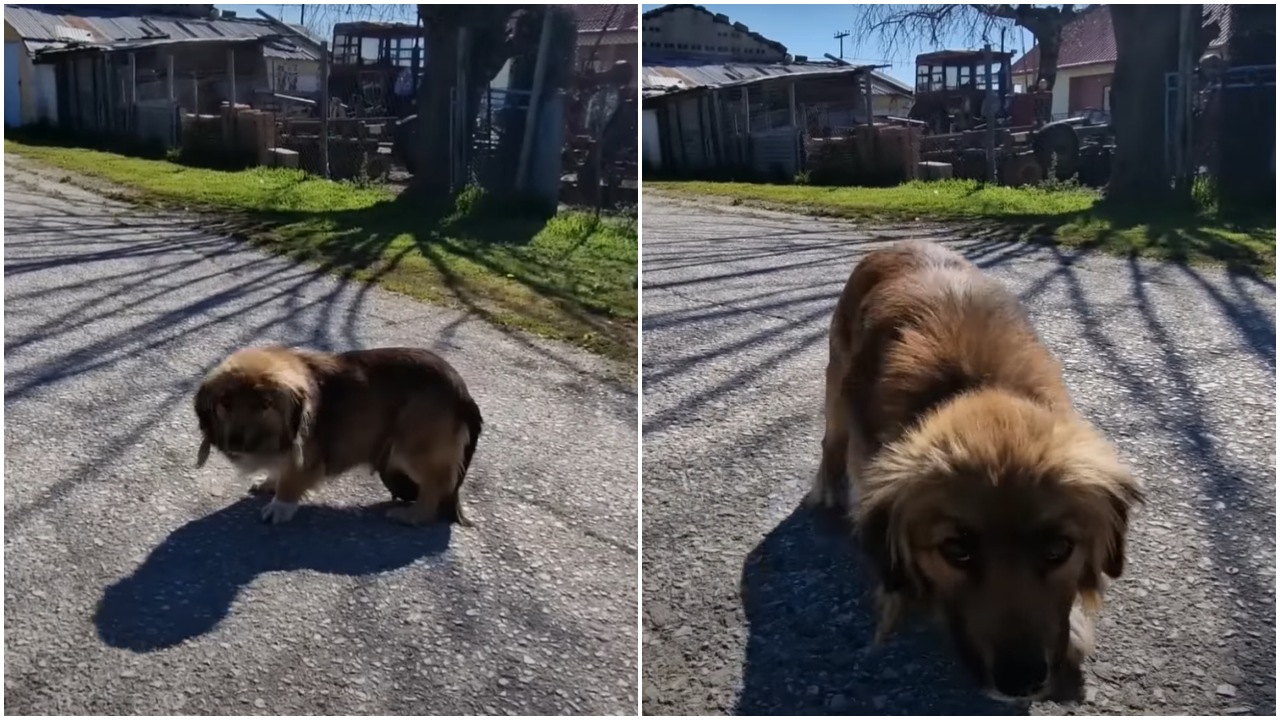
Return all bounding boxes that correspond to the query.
[386,506,433,527]
[806,476,843,510]
[260,499,299,524]
[248,478,278,496]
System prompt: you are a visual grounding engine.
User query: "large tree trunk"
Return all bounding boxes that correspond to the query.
[1108,5,1184,205]
[408,5,541,201]
[1036,34,1062,90]
[413,19,459,200]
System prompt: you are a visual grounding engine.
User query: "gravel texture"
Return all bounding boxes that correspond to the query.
[640,195,1275,716]
[2,157,638,715]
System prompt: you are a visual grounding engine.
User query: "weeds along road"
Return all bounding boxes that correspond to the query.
[640,194,1275,716]
[2,156,637,715]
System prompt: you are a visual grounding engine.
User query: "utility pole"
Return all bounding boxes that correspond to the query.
[983,42,997,183]
[833,30,849,60]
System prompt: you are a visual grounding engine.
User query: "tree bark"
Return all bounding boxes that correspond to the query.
[1035,34,1062,90]
[1108,5,1183,204]
[408,5,542,201]
[977,4,1085,91]
[412,17,459,199]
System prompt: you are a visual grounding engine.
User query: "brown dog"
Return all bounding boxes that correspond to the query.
[809,241,1141,701]
[194,346,483,527]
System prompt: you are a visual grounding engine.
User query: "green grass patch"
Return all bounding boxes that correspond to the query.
[6,139,638,367]
[650,179,1275,275]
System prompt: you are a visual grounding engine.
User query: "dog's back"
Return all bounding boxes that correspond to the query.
[839,242,1071,451]
[302,348,483,476]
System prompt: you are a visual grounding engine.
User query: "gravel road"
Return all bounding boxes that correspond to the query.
[2,157,637,715]
[640,194,1275,716]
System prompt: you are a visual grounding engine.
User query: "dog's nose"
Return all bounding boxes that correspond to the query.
[991,652,1049,698]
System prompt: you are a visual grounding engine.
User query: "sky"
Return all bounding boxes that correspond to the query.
[643,3,1034,84]
[216,4,417,37]
[218,3,1036,85]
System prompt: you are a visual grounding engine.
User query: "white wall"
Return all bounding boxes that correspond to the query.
[1051,62,1113,118]
[32,63,57,124]
[4,42,22,127]
[642,108,661,169]
[268,58,320,95]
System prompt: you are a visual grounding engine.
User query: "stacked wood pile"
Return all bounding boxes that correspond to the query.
[804,124,923,186]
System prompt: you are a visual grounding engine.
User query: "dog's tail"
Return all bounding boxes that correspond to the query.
[446,397,484,527]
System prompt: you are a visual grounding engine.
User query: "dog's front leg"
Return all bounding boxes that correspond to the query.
[872,586,904,645]
[260,466,315,524]
[248,476,278,495]
[810,363,852,510]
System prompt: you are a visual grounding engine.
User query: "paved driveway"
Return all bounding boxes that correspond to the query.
[641,195,1275,716]
[2,158,637,715]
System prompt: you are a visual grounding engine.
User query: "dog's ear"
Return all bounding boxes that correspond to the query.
[858,499,908,592]
[193,382,215,467]
[196,439,211,468]
[276,385,314,462]
[1101,475,1143,579]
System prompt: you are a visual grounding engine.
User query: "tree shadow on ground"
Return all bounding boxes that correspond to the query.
[736,503,1032,716]
[641,202,1275,714]
[93,497,452,652]
[950,198,1275,277]
[215,189,638,367]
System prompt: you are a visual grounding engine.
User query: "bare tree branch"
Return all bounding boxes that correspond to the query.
[850,3,1095,89]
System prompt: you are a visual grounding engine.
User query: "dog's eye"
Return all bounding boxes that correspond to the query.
[939,536,975,568]
[1045,537,1074,566]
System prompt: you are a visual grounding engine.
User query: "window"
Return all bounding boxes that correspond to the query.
[361,37,380,64]
[1103,85,1111,110]
[334,33,360,64]
[945,65,959,89]
[390,37,419,67]
[275,61,299,92]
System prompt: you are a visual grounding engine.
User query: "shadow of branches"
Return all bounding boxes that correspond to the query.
[640,198,1275,714]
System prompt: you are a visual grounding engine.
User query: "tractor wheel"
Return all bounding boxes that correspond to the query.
[1003,153,1044,187]
[1033,121,1080,180]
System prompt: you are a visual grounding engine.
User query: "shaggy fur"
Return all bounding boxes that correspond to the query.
[809,241,1142,701]
[194,346,483,527]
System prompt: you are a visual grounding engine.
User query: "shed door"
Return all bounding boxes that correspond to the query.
[5,42,22,127]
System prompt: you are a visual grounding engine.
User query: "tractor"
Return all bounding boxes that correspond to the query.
[908,49,1015,134]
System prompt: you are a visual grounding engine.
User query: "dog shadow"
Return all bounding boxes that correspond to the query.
[736,503,1028,716]
[94,496,452,652]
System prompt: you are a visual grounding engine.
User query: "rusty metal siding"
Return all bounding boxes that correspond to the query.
[750,127,801,180]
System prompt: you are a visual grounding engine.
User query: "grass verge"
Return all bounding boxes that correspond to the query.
[649,179,1275,275]
[6,139,638,368]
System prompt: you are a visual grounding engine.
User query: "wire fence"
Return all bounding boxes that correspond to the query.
[1165,64,1276,198]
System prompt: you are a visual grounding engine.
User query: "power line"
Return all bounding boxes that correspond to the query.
[833,29,849,59]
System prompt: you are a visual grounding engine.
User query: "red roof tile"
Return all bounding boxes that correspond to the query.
[1011,5,1232,76]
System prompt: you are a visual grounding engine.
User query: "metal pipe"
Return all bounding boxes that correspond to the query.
[319,40,330,178]
[983,42,996,182]
[516,11,556,192]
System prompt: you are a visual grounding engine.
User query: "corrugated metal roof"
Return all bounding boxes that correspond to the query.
[566,4,638,33]
[643,56,908,97]
[4,4,318,59]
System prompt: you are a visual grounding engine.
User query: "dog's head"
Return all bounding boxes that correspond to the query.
[857,390,1142,701]
[194,349,314,470]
